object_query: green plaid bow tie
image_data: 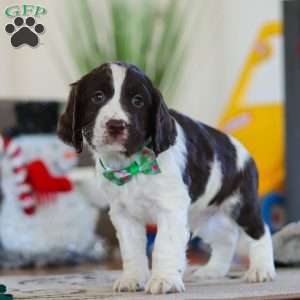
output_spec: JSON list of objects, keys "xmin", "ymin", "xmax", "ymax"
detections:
[{"xmin": 99, "ymin": 144, "xmax": 161, "ymax": 186}]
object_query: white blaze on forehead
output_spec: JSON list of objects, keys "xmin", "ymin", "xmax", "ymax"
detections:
[
  {"xmin": 97, "ymin": 63, "xmax": 128, "ymax": 123},
  {"xmin": 111, "ymin": 63, "xmax": 127, "ymax": 104}
]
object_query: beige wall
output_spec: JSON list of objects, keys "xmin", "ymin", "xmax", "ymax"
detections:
[
  {"xmin": 0, "ymin": 0, "xmax": 282, "ymax": 125},
  {"xmin": 175, "ymin": 0, "xmax": 283, "ymax": 125}
]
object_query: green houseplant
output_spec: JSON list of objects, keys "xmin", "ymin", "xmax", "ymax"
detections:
[{"xmin": 63, "ymin": 0, "xmax": 190, "ymax": 102}]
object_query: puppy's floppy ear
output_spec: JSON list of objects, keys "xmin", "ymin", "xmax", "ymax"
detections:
[
  {"xmin": 151, "ymin": 88, "xmax": 177, "ymax": 155},
  {"xmin": 57, "ymin": 82, "xmax": 83, "ymax": 153}
]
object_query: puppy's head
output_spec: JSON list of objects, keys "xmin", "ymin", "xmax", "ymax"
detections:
[{"xmin": 57, "ymin": 62, "xmax": 176, "ymax": 157}]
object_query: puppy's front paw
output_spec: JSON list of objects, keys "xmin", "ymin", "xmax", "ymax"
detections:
[
  {"xmin": 145, "ymin": 275, "xmax": 185, "ymax": 294},
  {"xmin": 113, "ymin": 274, "xmax": 146, "ymax": 292},
  {"xmin": 244, "ymin": 265, "xmax": 276, "ymax": 283}
]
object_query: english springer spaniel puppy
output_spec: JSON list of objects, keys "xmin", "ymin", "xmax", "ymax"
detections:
[{"xmin": 57, "ymin": 61, "xmax": 275, "ymax": 294}]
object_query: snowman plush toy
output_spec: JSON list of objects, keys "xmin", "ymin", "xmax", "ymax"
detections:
[{"xmin": 0, "ymin": 103, "xmax": 104, "ymax": 268}]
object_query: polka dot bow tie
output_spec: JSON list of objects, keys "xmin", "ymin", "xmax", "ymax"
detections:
[{"xmin": 99, "ymin": 144, "xmax": 161, "ymax": 186}]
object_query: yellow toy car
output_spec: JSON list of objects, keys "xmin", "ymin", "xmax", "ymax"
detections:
[{"xmin": 219, "ymin": 21, "xmax": 284, "ymax": 197}]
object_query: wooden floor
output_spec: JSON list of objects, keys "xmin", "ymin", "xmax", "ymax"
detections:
[{"xmin": 1, "ymin": 265, "xmax": 300, "ymax": 300}]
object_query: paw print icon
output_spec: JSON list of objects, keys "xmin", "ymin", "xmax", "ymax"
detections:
[{"xmin": 5, "ymin": 16, "xmax": 45, "ymax": 48}]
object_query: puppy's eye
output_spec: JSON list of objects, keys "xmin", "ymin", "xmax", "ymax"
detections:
[
  {"xmin": 91, "ymin": 91, "xmax": 105, "ymax": 104},
  {"xmin": 131, "ymin": 95, "xmax": 144, "ymax": 108}
]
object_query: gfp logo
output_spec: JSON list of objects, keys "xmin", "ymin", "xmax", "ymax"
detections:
[{"xmin": 4, "ymin": 5, "xmax": 46, "ymax": 48}]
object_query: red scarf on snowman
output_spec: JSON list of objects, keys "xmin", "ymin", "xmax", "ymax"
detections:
[{"xmin": 2, "ymin": 138, "xmax": 73, "ymax": 215}]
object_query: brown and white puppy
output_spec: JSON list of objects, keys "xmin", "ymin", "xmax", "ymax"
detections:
[{"xmin": 58, "ymin": 61, "xmax": 275, "ymax": 294}]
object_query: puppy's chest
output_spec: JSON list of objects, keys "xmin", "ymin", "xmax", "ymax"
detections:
[{"xmin": 100, "ymin": 174, "xmax": 161, "ymax": 222}]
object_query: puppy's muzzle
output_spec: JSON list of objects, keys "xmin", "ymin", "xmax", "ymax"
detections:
[{"xmin": 106, "ymin": 119, "xmax": 127, "ymax": 137}]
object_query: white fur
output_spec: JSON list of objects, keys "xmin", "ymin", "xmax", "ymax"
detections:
[
  {"xmin": 189, "ymin": 155, "xmax": 223, "ymax": 232},
  {"xmin": 221, "ymin": 192, "xmax": 241, "ymax": 216},
  {"xmin": 88, "ymin": 63, "xmax": 275, "ymax": 294},
  {"xmin": 190, "ymin": 196, "xmax": 241, "ymax": 279},
  {"xmin": 191, "ymin": 210, "xmax": 239, "ymax": 279},
  {"xmin": 245, "ymin": 225, "xmax": 276, "ymax": 282},
  {"xmin": 92, "ymin": 64, "xmax": 129, "ymax": 154},
  {"xmin": 229, "ymin": 136, "xmax": 250, "ymax": 170},
  {"xmin": 93, "ymin": 122, "xmax": 190, "ymax": 293},
  {"xmin": 92, "ymin": 120, "xmax": 276, "ymax": 292},
  {"xmin": 105, "ymin": 64, "xmax": 128, "ymax": 123},
  {"xmin": 110, "ymin": 208, "xmax": 149, "ymax": 292}
]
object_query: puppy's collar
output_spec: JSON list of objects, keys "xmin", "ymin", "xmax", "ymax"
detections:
[{"xmin": 99, "ymin": 141, "xmax": 161, "ymax": 186}]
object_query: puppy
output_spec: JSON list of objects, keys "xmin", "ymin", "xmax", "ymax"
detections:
[{"xmin": 57, "ymin": 61, "xmax": 275, "ymax": 294}]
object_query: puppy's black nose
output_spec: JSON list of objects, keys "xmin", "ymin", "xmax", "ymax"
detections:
[{"xmin": 106, "ymin": 119, "xmax": 127, "ymax": 135}]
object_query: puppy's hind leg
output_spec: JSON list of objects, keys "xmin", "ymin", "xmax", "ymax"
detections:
[
  {"xmin": 243, "ymin": 224, "xmax": 275, "ymax": 282},
  {"xmin": 235, "ymin": 159, "xmax": 275, "ymax": 282},
  {"xmin": 191, "ymin": 210, "xmax": 239, "ymax": 279}
]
